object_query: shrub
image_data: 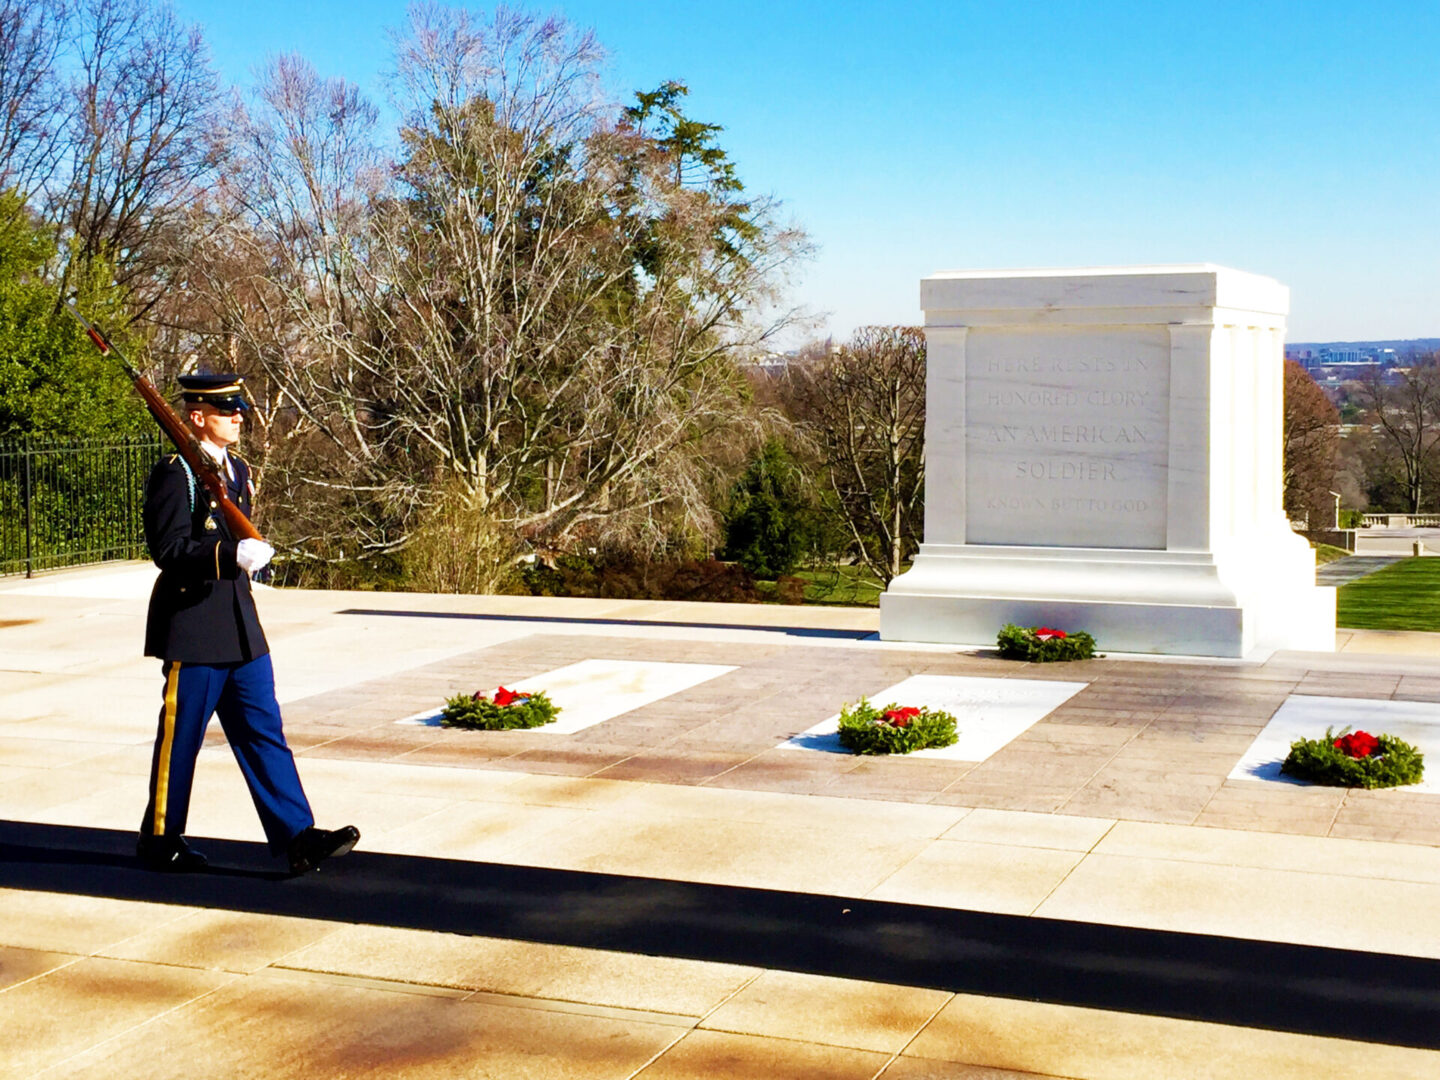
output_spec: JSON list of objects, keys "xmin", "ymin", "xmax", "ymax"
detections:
[
  {"xmin": 639, "ymin": 559, "xmax": 759, "ymax": 603},
  {"xmin": 836, "ymin": 698, "xmax": 957, "ymax": 755},
  {"xmin": 520, "ymin": 554, "xmax": 599, "ymax": 597},
  {"xmin": 997, "ymin": 624, "xmax": 1097, "ymax": 662},
  {"xmin": 520, "ymin": 555, "xmax": 762, "ymax": 603},
  {"xmin": 404, "ymin": 486, "xmax": 518, "ymax": 594},
  {"xmin": 440, "ymin": 687, "xmax": 558, "ymax": 731},
  {"xmin": 775, "ymin": 575, "xmax": 806, "ymax": 604},
  {"xmin": 721, "ymin": 440, "xmax": 816, "ymax": 578},
  {"xmin": 1281, "ymin": 726, "xmax": 1424, "ymax": 789}
]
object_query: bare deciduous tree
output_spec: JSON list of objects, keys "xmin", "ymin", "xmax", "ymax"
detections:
[
  {"xmin": 169, "ymin": 51, "xmax": 389, "ymax": 553},
  {"xmin": 1353, "ymin": 354, "xmax": 1440, "ymax": 513},
  {"xmin": 56, "ymin": 0, "xmax": 223, "ymax": 314},
  {"xmin": 0, "ymin": 0, "xmax": 70, "ymax": 206},
  {"xmin": 809, "ymin": 326, "xmax": 926, "ymax": 583},
  {"xmin": 1282, "ymin": 360, "xmax": 1339, "ymax": 526},
  {"xmin": 179, "ymin": 6, "xmax": 806, "ymax": 586}
]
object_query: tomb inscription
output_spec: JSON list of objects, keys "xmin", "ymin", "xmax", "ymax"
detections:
[{"xmin": 965, "ymin": 327, "xmax": 1170, "ymax": 548}]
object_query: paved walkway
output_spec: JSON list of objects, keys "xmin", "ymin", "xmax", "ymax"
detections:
[
  {"xmin": 1315, "ymin": 554, "xmax": 1403, "ymax": 585},
  {"xmin": 3, "ymin": 563, "xmax": 1440, "ymax": 1078}
]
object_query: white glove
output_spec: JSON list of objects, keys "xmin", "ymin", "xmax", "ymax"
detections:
[{"xmin": 236, "ymin": 539, "xmax": 275, "ymax": 573}]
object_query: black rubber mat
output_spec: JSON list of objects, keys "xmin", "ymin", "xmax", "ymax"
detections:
[
  {"xmin": 2, "ymin": 818, "xmax": 1437, "ymax": 1049},
  {"xmin": 337, "ymin": 607, "xmax": 873, "ymax": 640}
]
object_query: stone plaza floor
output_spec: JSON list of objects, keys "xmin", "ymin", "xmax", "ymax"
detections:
[{"xmin": 2, "ymin": 562, "xmax": 1440, "ymax": 1078}]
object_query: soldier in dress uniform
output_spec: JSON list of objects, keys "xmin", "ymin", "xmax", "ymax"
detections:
[{"xmin": 136, "ymin": 373, "xmax": 360, "ymax": 875}]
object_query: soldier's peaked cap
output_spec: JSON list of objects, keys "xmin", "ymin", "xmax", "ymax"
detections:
[{"xmin": 178, "ymin": 373, "xmax": 248, "ymax": 412}]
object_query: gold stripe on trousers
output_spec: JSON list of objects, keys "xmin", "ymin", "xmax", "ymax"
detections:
[{"xmin": 152, "ymin": 661, "xmax": 181, "ymax": 834}]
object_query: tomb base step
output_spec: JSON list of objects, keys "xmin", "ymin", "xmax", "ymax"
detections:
[{"xmin": 879, "ymin": 589, "xmax": 1335, "ymax": 659}]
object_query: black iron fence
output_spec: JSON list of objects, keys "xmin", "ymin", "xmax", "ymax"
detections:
[{"xmin": 0, "ymin": 435, "xmax": 167, "ymax": 577}]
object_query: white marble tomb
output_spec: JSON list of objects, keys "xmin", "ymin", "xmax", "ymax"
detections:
[{"xmin": 880, "ymin": 265, "xmax": 1336, "ymax": 657}]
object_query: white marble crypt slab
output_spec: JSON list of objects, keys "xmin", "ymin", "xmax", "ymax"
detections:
[
  {"xmin": 396, "ymin": 658, "xmax": 737, "ymax": 735},
  {"xmin": 778, "ymin": 674, "xmax": 1087, "ymax": 762},
  {"xmin": 1230, "ymin": 694, "xmax": 1440, "ymax": 794}
]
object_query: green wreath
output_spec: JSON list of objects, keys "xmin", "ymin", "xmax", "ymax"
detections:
[
  {"xmin": 440, "ymin": 688, "xmax": 559, "ymax": 731},
  {"xmin": 997, "ymin": 624, "xmax": 1097, "ymax": 662},
  {"xmin": 1280, "ymin": 727, "xmax": 1424, "ymax": 789},
  {"xmin": 836, "ymin": 698, "xmax": 958, "ymax": 755}
]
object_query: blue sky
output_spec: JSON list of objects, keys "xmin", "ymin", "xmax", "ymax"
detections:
[{"xmin": 174, "ymin": 0, "xmax": 1439, "ymax": 342}]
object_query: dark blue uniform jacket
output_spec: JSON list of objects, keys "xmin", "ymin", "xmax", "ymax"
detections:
[{"xmin": 143, "ymin": 452, "xmax": 269, "ymax": 663}]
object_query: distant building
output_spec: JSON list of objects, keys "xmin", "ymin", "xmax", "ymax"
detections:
[
  {"xmin": 1290, "ymin": 339, "xmax": 1437, "ymax": 374},
  {"xmin": 1308, "ymin": 361, "xmax": 1381, "ymax": 389},
  {"xmin": 739, "ymin": 350, "xmax": 791, "ymax": 377}
]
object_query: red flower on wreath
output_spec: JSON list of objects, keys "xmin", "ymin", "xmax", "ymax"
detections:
[
  {"xmin": 881, "ymin": 706, "xmax": 922, "ymax": 728},
  {"xmin": 1034, "ymin": 627, "xmax": 1067, "ymax": 641},
  {"xmin": 1334, "ymin": 730, "xmax": 1380, "ymax": 759},
  {"xmin": 493, "ymin": 686, "xmax": 529, "ymax": 707}
]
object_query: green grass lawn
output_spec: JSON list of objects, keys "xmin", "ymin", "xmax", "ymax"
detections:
[
  {"xmin": 751, "ymin": 564, "xmax": 890, "ymax": 606},
  {"xmin": 794, "ymin": 565, "xmax": 887, "ymax": 606},
  {"xmin": 1312, "ymin": 542, "xmax": 1351, "ymax": 565},
  {"xmin": 1336, "ymin": 558, "xmax": 1440, "ymax": 631}
]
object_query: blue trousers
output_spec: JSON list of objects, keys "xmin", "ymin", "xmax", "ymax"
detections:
[{"xmin": 140, "ymin": 654, "xmax": 314, "ymax": 853}]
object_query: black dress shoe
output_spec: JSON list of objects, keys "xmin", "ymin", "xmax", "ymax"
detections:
[
  {"xmin": 287, "ymin": 825, "xmax": 360, "ymax": 875},
  {"xmin": 136, "ymin": 834, "xmax": 209, "ymax": 872}
]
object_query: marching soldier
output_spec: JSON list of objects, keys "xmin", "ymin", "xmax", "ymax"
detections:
[{"xmin": 137, "ymin": 373, "xmax": 359, "ymax": 875}]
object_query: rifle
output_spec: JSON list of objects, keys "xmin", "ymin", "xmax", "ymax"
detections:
[{"xmin": 65, "ymin": 303, "xmax": 265, "ymax": 543}]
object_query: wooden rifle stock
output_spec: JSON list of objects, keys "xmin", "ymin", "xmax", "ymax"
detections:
[{"xmin": 65, "ymin": 304, "xmax": 264, "ymax": 543}]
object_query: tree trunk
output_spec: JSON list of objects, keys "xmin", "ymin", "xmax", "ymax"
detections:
[{"xmin": 891, "ymin": 495, "xmax": 901, "ymax": 579}]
